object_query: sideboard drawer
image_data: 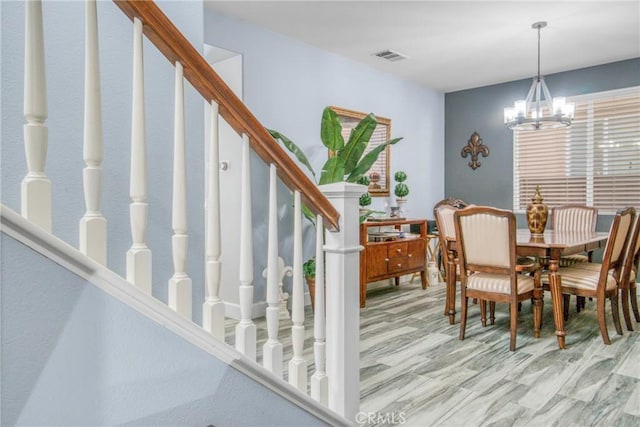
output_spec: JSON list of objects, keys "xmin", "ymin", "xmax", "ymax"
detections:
[
  {"xmin": 388, "ymin": 242, "xmax": 409, "ymax": 258},
  {"xmin": 388, "ymin": 256, "xmax": 410, "ymax": 273}
]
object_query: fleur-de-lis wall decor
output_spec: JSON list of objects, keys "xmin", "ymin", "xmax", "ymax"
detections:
[{"xmin": 461, "ymin": 131, "xmax": 489, "ymax": 170}]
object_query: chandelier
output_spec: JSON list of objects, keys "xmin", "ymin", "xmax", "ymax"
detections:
[{"xmin": 504, "ymin": 21, "xmax": 574, "ymax": 131}]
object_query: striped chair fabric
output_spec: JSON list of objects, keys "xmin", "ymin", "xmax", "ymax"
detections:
[
  {"xmin": 552, "ymin": 205, "xmax": 598, "ymax": 267},
  {"xmin": 467, "ymin": 273, "xmax": 535, "ymax": 294},
  {"xmin": 542, "ymin": 267, "xmax": 617, "ymax": 291}
]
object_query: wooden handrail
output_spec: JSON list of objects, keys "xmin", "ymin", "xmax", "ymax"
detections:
[{"xmin": 113, "ymin": 0, "xmax": 340, "ymax": 231}]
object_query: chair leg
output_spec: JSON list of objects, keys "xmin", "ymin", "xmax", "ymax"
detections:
[
  {"xmin": 563, "ymin": 294, "xmax": 570, "ymax": 321},
  {"xmin": 597, "ymin": 296, "xmax": 611, "ymax": 345},
  {"xmin": 509, "ymin": 302, "xmax": 518, "ymax": 351},
  {"xmin": 621, "ymin": 284, "xmax": 633, "ymax": 331},
  {"xmin": 577, "ymin": 296, "xmax": 585, "ymax": 313},
  {"xmin": 611, "ymin": 292, "xmax": 623, "ymax": 336},
  {"xmin": 489, "ymin": 302, "xmax": 496, "ymax": 325},
  {"xmin": 480, "ymin": 300, "xmax": 487, "ymax": 327},
  {"xmin": 630, "ymin": 281, "xmax": 640, "ymax": 322},
  {"xmin": 459, "ymin": 296, "xmax": 469, "ymax": 341}
]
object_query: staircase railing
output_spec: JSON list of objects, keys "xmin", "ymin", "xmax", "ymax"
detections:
[
  {"xmin": 114, "ymin": 0, "xmax": 339, "ymax": 231},
  {"xmin": 12, "ymin": 0, "xmax": 361, "ymax": 422}
]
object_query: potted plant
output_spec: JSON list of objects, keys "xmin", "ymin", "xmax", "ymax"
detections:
[
  {"xmin": 303, "ymin": 257, "xmax": 317, "ymax": 310},
  {"xmin": 269, "ymin": 106, "xmax": 402, "ymax": 307},
  {"xmin": 394, "ymin": 170, "xmax": 409, "ymax": 216},
  {"xmin": 358, "ymin": 175, "xmax": 372, "ymax": 211}
]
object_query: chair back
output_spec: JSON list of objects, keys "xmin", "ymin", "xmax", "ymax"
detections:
[
  {"xmin": 435, "ymin": 204, "xmax": 457, "ymax": 240},
  {"xmin": 599, "ymin": 207, "xmax": 636, "ymax": 282},
  {"xmin": 434, "ymin": 199, "xmax": 467, "ymax": 267},
  {"xmin": 454, "ymin": 206, "xmax": 516, "ymax": 276},
  {"xmin": 551, "ymin": 205, "xmax": 598, "ymax": 232},
  {"xmin": 620, "ymin": 216, "xmax": 640, "ymax": 284}
]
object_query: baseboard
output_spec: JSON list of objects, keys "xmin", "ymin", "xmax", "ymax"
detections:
[{"xmin": 224, "ymin": 300, "xmax": 267, "ymax": 320}]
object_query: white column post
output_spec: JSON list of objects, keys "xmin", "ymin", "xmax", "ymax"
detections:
[
  {"xmin": 126, "ymin": 17, "xmax": 152, "ymax": 294},
  {"xmin": 289, "ymin": 190, "xmax": 307, "ymax": 392},
  {"xmin": 79, "ymin": 0, "xmax": 107, "ymax": 264},
  {"xmin": 22, "ymin": 0, "xmax": 52, "ymax": 232},
  {"xmin": 320, "ymin": 182, "xmax": 364, "ymax": 422},
  {"xmin": 168, "ymin": 62, "xmax": 192, "ymax": 319},
  {"xmin": 203, "ymin": 101, "xmax": 225, "ymax": 339},
  {"xmin": 263, "ymin": 164, "xmax": 283, "ymax": 377},
  {"xmin": 235, "ymin": 133, "xmax": 256, "ymax": 360},
  {"xmin": 311, "ymin": 215, "xmax": 328, "ymax": 405}
]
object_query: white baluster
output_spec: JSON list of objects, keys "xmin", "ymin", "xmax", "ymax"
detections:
[
  {"xmin": 311, "ymin": 215, "xmax": 328, "ymax": 404},
  {"xmin": 263, "ymin": 164, "xmax": 283, "ymax": 377},
  {"xmin": 289, "ymin": 190, "xmax": 307, "ymax": 392},
  {"xmin": 235, "ymin": 134, "xmax": 256, "ymax": 360},
  {"xmin": 22, "ymin": 0, "xmax": 51, "ymax": 232},
  {"xmin": 203, "ymin": 101, "xmax": 225, "ymax": 339},
  {"xmin": 168, "ymin": 62, "xmax": 191, "ymax": 319},
  {"xmin": 79, "ymin": 0, "xmax": 106, "ymax": 264},
  {"xmin": 126, "ymin": 17, "xmax": 152, "ymax": 294}
]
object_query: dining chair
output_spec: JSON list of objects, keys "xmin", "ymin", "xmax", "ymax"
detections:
[
  {"xmin": 454, "ymin": 206, "xmax": 542, "ymax": 351},
  {"xmin": 551, "ymin": 205, "xmax": 598, "ymax": 312},
  {"xmin": 434, "ymin": 201, "xmax": 465, "ymax": 319},
  {"xmin": 619, "ymin": 215, "xmax": 640, "ymax": 330},
  {"xmin": 547, "ymin": 207, "xmax": 635, "ymax": 345}
]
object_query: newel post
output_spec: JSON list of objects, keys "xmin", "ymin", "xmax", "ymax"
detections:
[{"xmin": 319, "ymin": 182, "xmax": 364, "ymax": 422}]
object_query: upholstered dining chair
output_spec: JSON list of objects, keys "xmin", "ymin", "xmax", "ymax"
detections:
[
  {"xmin": 619, "ymin": 216, "xmax": 640, "ymax": 330},
  {"xmin": 454, "ymin": 206, "xmax": 542, "ymax": 351},
  {"xmin": 550, "ymin": 205, "xmax": 598, "ymax": 312},
  {"xmin": 434, "ymin": 199, "xmax": 467, "ymax": 319},
  {"xmin": 546, "ymin": 207, "xmax": 635, "ymax": 345}
]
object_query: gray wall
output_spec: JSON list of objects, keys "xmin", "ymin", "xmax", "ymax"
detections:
[
  {"xmin": 204, "ymin": 11, "xmax": 444, "ymax": 294},
  {"xmin": 1, "ymin": 234, "xmax": 326, "ymax": 426},
  {"xmin": 444, "ymin": 58, "xmax": 640, "ymax": 231},
  {"xmin": 1, "ymin": 1, "xmax": 206, "ymax": 321}
]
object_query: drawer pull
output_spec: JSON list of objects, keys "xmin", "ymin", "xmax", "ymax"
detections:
[
  {"xmin": 396, "ymin": 249, "xmax": 402, "ymax": 253},
  {"xmin": 397, "ymin": 264, "xmax": 402, "ymax": 268},
  {"xmin": 385, "ymin": 258, "xmax": 389, "ymax": 262},
  {"xmin": 408, "ymin": 254, "xmax": 413, "ymax": 258}
]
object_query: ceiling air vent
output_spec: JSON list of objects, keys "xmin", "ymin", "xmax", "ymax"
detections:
[{"xmin": 373, "ymin": 49, "xmax": 408, "ymax": 62}]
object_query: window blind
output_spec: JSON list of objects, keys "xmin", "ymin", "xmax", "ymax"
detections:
[
  {"xmin": 339, "ymin": 118, "xmax": 389, "ymax": 189},
  {"xmin": 514, "ymin": 87, "xmax": 640, "ymax": 213}
]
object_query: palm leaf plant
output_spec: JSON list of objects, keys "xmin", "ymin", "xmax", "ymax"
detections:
[{"xmin": 268, "ymin": 106, "xmax": 402, "ymax": 281}]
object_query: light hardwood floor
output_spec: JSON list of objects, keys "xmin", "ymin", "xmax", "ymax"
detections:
[{"xmin": 227, "ymin": 278, "xmax": 640, "ymax": 426}]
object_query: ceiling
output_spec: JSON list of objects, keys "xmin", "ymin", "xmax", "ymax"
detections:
[{"xmin": 204, "ymin": 1, "xmax": 640, "ymax": 93}]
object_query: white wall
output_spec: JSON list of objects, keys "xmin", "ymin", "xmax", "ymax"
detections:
[
  {"xmin": 1, "ymin": 1, "xmax": 206, "ymax": 322},
  {"xmin": 204, "ymin": 10, "xmax": 445, "ymax": 297},
  {"xmin": 0, "ymin": 234, "xmax": 326, "ymax": 426}
]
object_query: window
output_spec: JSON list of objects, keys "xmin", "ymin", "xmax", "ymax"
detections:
[{"xmin": 514, "ymin": 87, "xmax": 640, "ymax": 213}]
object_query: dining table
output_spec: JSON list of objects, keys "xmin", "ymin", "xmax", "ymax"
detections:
[{"xmin": 444, "ymin": 228, "xmax": 609, "ymax": 349}]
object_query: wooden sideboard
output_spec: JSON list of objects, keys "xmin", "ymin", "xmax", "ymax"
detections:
[{"xmin": 359, "ymin": 218, "xmax": 428, "ymax": 307}]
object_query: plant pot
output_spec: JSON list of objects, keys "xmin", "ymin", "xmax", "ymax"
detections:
[
  {"xmin": 305, "ymin": 276, "xmax": 316, "ymax": 311},
  {"xmin": 396, "ymin": 198, "xmax": 408, "ymax": 217}
]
